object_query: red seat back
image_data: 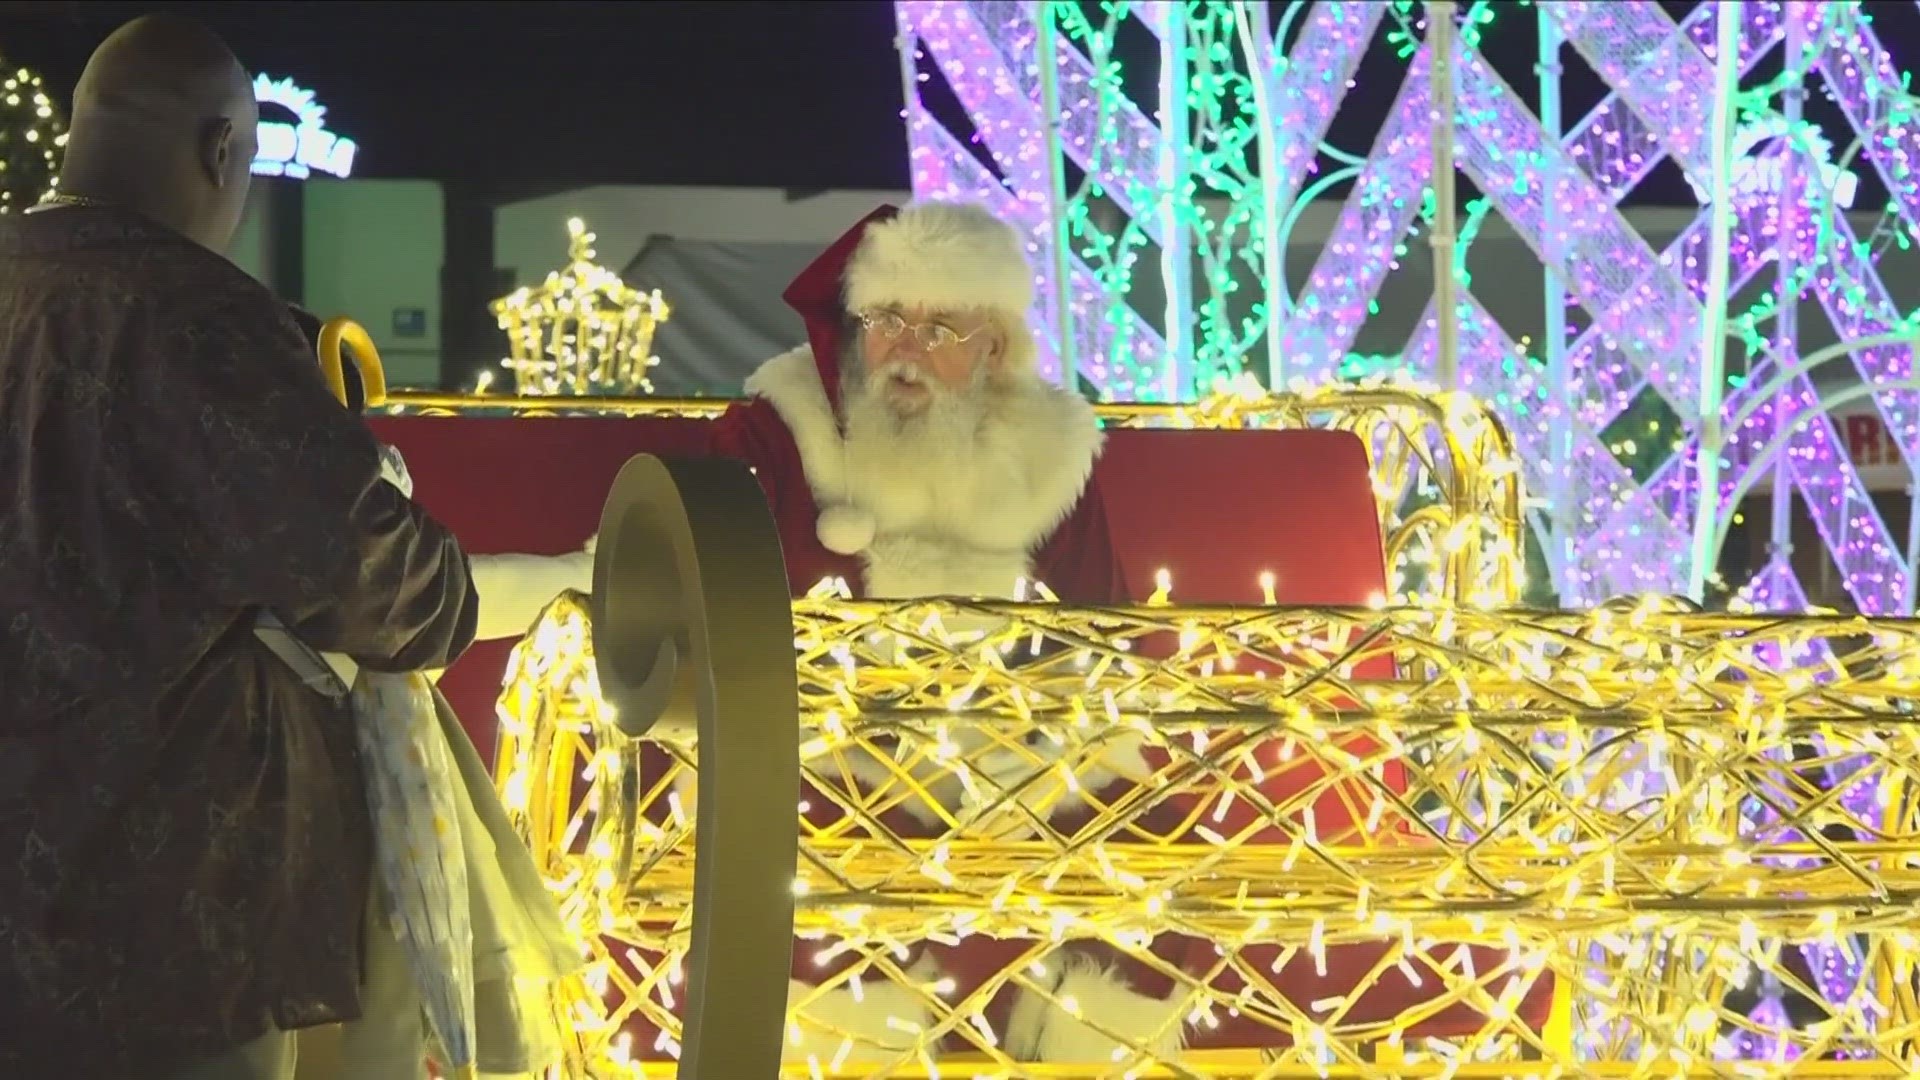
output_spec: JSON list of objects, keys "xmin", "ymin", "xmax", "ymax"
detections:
[
  {"xmin": 1097, "ymin": 426, "xmax": 1403, "ymax": 844},
  {"xmin": 1097, "ymin": 427, "xmax": 1388, "ymax": 607},
  {"xmin": 369, "ymin": 418, "xmax": 1398, "ymax": 770}
]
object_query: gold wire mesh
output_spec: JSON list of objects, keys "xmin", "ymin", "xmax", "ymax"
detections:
[
  {"xmin": 495, "ymin": 591, "xmax": 1920, "ymax": 1077},
  {"xmin": 390, "ymin": 382, "xmax": 1524, "ymax": 608}
]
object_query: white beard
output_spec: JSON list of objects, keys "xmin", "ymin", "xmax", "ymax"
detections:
[
  {"xmin": 836, "ymin": 361, "xmax": 1051, "ymax": 601},
  {"xmin": 741, "ymin": 344, "xmax": 1103, "ymax": 601},
  {"xmin": 839, "ymin": 364, "xmax": 1013, "ymax": 528}
]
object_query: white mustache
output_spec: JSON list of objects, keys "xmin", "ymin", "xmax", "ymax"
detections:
[{"xmin": 874, "ymin": 364, "xmax": 931, "ymax": 388}]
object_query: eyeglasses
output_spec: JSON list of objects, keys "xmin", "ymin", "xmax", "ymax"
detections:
[{"xmin": 856, "ymin": 309, "xmax": 986, "ymax": 351}]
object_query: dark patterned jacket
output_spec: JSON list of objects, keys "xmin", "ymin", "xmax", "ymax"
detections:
[{"xmin": 0, "ymin": 208, "xmax": 478, "ymax": 1061}]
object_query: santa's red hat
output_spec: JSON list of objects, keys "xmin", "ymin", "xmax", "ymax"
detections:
[{"xmin": 842, "ymin": 202, "xmax": 1034, "ymax": 319}]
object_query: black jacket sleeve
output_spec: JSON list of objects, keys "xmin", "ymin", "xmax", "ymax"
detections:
[{"xmin": 127, "ymin": 295, "xmax": 477, "ymax": 673}]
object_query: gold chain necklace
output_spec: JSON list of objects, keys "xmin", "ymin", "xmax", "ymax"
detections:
[{"xmin": 26, "ymin": 192, "xmax": 113, "ymax": 214}]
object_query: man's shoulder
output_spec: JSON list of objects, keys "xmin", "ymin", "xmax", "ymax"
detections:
[{"xmin": 0, "ymin": 210, "xmax": 287, "ymax": 336}]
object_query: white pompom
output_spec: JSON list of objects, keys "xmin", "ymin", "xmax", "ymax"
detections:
[{"xmin": 816, "ymin": 504, "xmax": 876, "ymax": 555}]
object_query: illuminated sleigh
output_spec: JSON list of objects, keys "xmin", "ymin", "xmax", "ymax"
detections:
[
  {"xmin": 461, "ymin": 385, "xmax": 1567, "ymax": 1077},
  {"xmin": 355, "ymin": 356, "xmax": 1920, "ymax": 1075}
]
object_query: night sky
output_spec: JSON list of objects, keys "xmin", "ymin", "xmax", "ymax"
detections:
[
  {"xmin": 0, "ymin": 1, "xmax": 914, "ymax": 189},
  {"xmin": 1, "ymin": 1, "xmax": 1918, "ymax": 207}
]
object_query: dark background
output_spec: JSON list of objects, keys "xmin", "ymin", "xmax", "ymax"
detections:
[
  {"xmin": 0, "ymin": 1, "xmax": 913, "ymax": 190},
  {"xmin": 5, "ymin": 1, "xmax": 1912, "ymax": 205}
]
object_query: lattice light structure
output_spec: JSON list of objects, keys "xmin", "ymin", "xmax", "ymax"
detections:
[
  {"xmin": 497, "ymin": 590, "xmax": 1920, "ymax": 1076},
  {"xmin": 491, "ymin": 217, "xmax": 671, "ymax": 397},
  {"xmin": 387, "ymin": 382, "xmax": 1525, "ymax": 608},
  {"xmin": 897, "ymin": 1, "xmax": 1920, "ymax": 612}
]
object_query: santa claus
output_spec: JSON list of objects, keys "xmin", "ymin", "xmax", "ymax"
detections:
[
  {"xmin": 668, "ymin": 201, "xmax": 1196, "ymax": 1065},
  {"xmin": 708, "ymin": 200, "xmax": 1122, "ymax": 604}
]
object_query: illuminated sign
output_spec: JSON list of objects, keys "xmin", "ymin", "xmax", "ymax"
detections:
[
  {"xmin": 1687, "ymin": 114, "xmax": 1859, "ymax": 210},
  {"xmin": 252, "ymin": 74, "xmax": 357, "ymax": 180}
]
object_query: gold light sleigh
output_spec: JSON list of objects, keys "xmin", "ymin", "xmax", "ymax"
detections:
[{"xmin": 433, "ymin": 377, "xmax": 1920, "ymax": 1077}]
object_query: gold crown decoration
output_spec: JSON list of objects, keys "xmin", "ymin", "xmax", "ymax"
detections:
[
  {"xmin": 490, "ymin": 217, "xmax": 670, "ymax": 396},
  {"xmin": 1, "ymin": 62, "xmax": 68, "ymax": 213}
]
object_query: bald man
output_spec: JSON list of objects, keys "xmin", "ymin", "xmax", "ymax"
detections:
[{"xmin": 0, "ymin": 16, "xmax": 476, "ymax": 1080}]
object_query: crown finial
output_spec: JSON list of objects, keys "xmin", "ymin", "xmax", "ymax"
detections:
[{"xmin": 489, "ymin": 217, "xmax": 671, "ymax": 397}]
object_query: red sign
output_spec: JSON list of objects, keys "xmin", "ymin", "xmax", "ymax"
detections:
[{"xmin": 1747, "ymin": 403, "xmax": 1913, "ymax": 494}]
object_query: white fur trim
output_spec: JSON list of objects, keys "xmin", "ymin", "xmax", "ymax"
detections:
[
  {"xmin": 783, "ymin": 961, "xmax": 940, "ymax": 1068},
  {"xmin": 845, "ymin": 202, "xmax": 1033, "ymax": 317},
  {"xmin": 1006, "ymin": 955, "xmax": 1187, "ymax": 1063},
  {"xmin": 742, "ymin": 346, "xmax": 1101, "ymax": 601},
  {"xmin": 817, "ymin": 504, "xmax": 877, "ymax": 555},
  {"xmin": 861, "ymin": 535, "xmax": 1031, "ymax": 601},
  {"xmin": 467, "ymin": 551, "xmax": 595, "ymax": 641}
]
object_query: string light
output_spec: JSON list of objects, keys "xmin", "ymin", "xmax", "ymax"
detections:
[
  {"xmin": 495, "ymin": 586, "xmax": 1920, "ymax": 1075},
  {"xmin": 0, "ymin": 62, "xmax": 66, "ymax": 213},
  {"xmin": 490, "ymin": 217, "xmax": 671, "ymax": 397},
  {"xmin": 904, "ymin": 1, "xmax": 1920, "ymax": 615}
]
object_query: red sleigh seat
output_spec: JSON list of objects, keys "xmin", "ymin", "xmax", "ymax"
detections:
[{"xmin": 1095, "ymin": 427, "xmax": 1557, "ymax": 1048}]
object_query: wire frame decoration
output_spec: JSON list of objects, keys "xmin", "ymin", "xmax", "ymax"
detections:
[
  {"xmin": 497, "ymin": 587, "xmax": 1920, "ymax": 1077},
  {"xmin": 896, "ymin": 0, "xmax": 1920, "ymax": 614},
  {"xmin": 491, "ymin": 217, "xmax": 671, "ymax": 397}
]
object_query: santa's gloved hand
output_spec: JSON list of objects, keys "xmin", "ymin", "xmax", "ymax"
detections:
[{"xmin": 582, "ymin": 533, "xmax": 597, "ymax": 557}]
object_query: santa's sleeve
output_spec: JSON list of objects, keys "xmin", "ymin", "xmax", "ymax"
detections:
[
  {"xmin": 709, "ymin": 396, "xmax": 802, "ymax": 505},
  {"xmin": 468, "ymin": 549, "xmax": 595, "ymax": 640},
  {"xmin": 1031, "ymin": 472, "xmax": 1131, "ymax": 606}
]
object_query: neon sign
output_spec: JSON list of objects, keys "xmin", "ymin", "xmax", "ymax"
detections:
[{"xmin": 252, "ymin": 74, "xmax": 357, "ymax": 180}]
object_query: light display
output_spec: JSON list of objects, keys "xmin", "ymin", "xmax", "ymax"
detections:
[
  {"xmin": 0, "ymin": 62, "xmax": 66, "ymax": 213},
  {"xmin": 490, "ymin": 218, "xmax": 671, "ymax": 397},
  {"xmin": 498, "ymin": 587, "xmax": 1920, "ymax": 1075},
  {"xmin": 252, "ymin": 74, "xmax": 357, "ymax": 180},
  {"xmin": 897, "ymin": 0, "xmax": 1920, "ymax": 614}
]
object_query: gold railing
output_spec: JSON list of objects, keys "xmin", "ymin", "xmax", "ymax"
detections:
[
  {"xmin": 386, "ymin": 383, "xmax": 1525, "ymax": 608},
  {"xmin": 497, "ymin": 583, "xmax": 1920, "ymax": 1077}
]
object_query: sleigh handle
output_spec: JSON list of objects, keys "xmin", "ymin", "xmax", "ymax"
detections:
[
  {"xmin": 593, "ymin": 453, "xmax": 799, "ymax": 1079},
  {"xmin": 316, "ymin": 316, "xmax": 389, "ymax": 408}
]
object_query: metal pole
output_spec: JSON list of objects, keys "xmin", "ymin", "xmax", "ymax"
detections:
[
  {"xmin": 1771, "ymin": 11, "xmax": 1800, "ymax": 602},
  {"xmin": 1159, "ymin": 7, "xmax": 1194, "ymax": 401},
  {"xmin": 1235, "ymin": 4, "xmax": 1289, "ymax": 391},
  {"xmin": 1427, "ymin": 0, "xmax": 1461, "ymax": 391},
  {"xmin": 1036, "ymin": 1, "xmax": 1081, "ymax": 389},
  {"xmin": 1538, "ymin": 7, "xmax": 1571, "ymax": 602},
  {"xmin": 892, "ymin": 6, "xmax": 926, "ymax": 188},
  {"xmin": 1685, "ymin": 1, "xmax": 1743, "ymax": 603}
]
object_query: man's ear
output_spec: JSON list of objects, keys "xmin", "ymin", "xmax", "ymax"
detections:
[
  {"xmin": 981, "ymin": 327, "xmax": 1010, "ymax": 374},
  {"xmin": 200, "ymin": 117, "xmax": 234, "ymax": 187}
]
